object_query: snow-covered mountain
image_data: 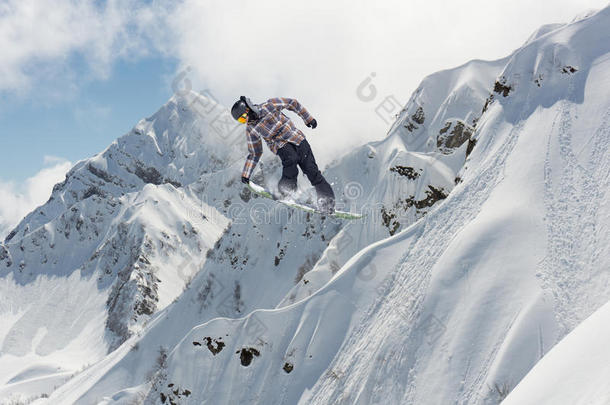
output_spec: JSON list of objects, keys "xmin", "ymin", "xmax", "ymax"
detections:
[
  {"xmin": 0, "ymin": 93, "xmax": 237, "ymax": 401},
  {"xmin": 1, "ymin": 6, "xmax": 610, "ymax": 405}
]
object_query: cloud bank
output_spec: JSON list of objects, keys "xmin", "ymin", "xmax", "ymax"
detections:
[
  {"xmin": 0, "ymin": 0, "xmax": 172, "ymax": 99},
  {"xmin": 0, "ymin": 157, "xmax": 72, "ymax": 240},
  {"xmin": 1, "ymin": 0, "xmax": 608, "ymax": 166},
  {"xmin": 163, "ymin": 0, "xmax": 607, "ymax": 166}
]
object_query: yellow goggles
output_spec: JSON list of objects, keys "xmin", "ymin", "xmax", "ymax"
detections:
[{"xmin": 237, "ymin": 112, "xmax": 247, "ymax": 124}]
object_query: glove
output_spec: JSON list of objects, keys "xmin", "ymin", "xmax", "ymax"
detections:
[
  {"xmin": 306, "ymin": 119, "xmax": 317, "ymax": 129},
  {"xmin": 241, "ymin": 176, "xmax": 250, "ymax": 184}
]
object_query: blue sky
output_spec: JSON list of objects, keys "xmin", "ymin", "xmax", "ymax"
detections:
[{"xmin": 1, "ymin": 56, "xmax": 177, "ymax": 182}]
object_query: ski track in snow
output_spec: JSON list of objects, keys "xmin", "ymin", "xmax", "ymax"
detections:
[
  {"xmin": 539, "ymin": 79, "xmax": 610, "ymax": 336},
  {"xmin": 309, "ymin": 77, "xmax": 536, "ymax": 405}
]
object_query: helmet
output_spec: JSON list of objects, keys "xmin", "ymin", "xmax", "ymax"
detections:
[
  {"xmin": 231, "ymin": 97, "xmax": 248, "ymax": 122},
  {"xmin": 231, "ymin": 96, "xmax": 260, "ymax": 123}
]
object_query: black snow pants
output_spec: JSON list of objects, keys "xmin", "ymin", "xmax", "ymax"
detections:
[{"xmin": 276, "ymin": 139, "xmax": 335, "ymax": 212}]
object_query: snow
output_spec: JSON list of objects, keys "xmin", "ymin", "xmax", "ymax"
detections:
[
  {"xmin": 502, "ymin": 300, "xmax": 610, "ymax": 405},
  {"xmin": 1, "ymin": 5, "xmax": 609, "ymax": 405},
  {"xmin": 0, "ymin": 271, "xmax": 107, "ymax": 402}
]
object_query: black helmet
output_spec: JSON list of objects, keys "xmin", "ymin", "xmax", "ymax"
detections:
[
  {"xmin": 231, "ymin": 96, "xmax": 260, "ymax": 122},
  {"xmin": 231, "ymin": 97, "xmax": 248, "ymax": 121}
]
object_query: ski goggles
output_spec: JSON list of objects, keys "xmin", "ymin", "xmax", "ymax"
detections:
[{"xmin": 237, "ymin": 112, "xmax": 247, "ymax": 124}]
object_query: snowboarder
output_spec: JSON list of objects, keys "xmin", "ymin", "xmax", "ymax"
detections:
[{"xmin": 231, "ymin": 96, "xmax": 335, "ymax": 213}]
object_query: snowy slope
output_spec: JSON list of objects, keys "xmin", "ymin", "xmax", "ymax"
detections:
[
  {"xmin": 121, "ymin": 8, "xmax": 609, "ymax": 404},
  {"xmin": 502, "ymin": 299, "xmax": 610, "ymax": 405},
  {"xmin": 280, "ymin": 56, "xmax": 507, "ymax": 307},
  {"xmin": 0, "ymin": 93, "xmax": 239, "ymax": 403},
  {"xmin": 299, "ymin": 9, "xmax": 610, "ymax": 403},
  {"xmin": 2, "ymin": 6, "xmax": 610, "ymax": 405},
  {"xmin": 2, "ymin": 94, "xmax": 369, "ymax": 402},
  {"xmin": 30, "ymin": 24, "xmax": 514, "ymax": 405}
]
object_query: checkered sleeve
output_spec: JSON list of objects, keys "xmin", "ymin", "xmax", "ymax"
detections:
[
  {"xmin": 242, "ymin": 126, "xmax": 263, "ymax": 179},
  {"xmin": 268, "ymin": 97, "xmax": 314, "ymax": 125}
]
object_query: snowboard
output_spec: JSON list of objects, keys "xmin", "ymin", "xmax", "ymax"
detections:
[{"xmin": 247, "ymin": 182, "xmax": 363, "ymax": 220}]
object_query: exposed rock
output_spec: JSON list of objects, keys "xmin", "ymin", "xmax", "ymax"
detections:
[
  {"xmin": 159, "ymin": 383, "xmax": 191, "ymax": 404},
  {"xmin": 134, "ymin": 164, "xmax": 164, "ymax": 185},
  {"xmin": 237, "ymin": 347, "xmax": 261, "ymax": 366},
  {"xmin": 381, "ymin": 185, "xmax": 449, "ymax": 236},
  {"xmin": 493, "ymin": 77, "xmax": 512, "ymax": 97},
  {"xmin": 203, "ymin": 337, "xmax": 225, "ymax": 355},
  {"xmin": 437, "ymin": 120, "xmax": 474, "ymax": 154},
  {"xmin": 466, "ymin": 138, "xmax": 478, "ymax": 157},
  {"xmin": 561, "ymin": 65, "xmax": 578, "ymax": 74},
  {"xmin": 411, "ymin": 106, "xmax": 425, "ymax": 125},
  {"xmin": 415, "ymin": 186, "xmax": 448, "ymax": 208},
  {"xmin": 4, "ymin": 230, "xmax": 17, "ymax": 243},
  {"xmin": 83, "ymin": 186, "xmax": 106, "ymax": 200},
  {"xmin": 87, "ymin": 164, "xmax": 114, "ymax": 183},
  {"xmin": 404, "ymin": 122, "xmax": 417, "ymax": 132},
  {"xmin": 390, "ymin": 166, "xmax": 421, "ymax": 180},
  {"xmin": 164, "ymin": 178, "xmax": 182, "ymax": 188},
  {"xmin": 381, "ymin": 207, "xmax": 400, "ymax": 236}
]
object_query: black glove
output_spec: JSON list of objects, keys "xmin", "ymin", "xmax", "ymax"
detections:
[
  {"xmin": 306, "ymin": 119, "xmax": 317, "ymax": 129},
  {"xmin": 241, "ymin": 176, "xmax": 250, "ymax": 184}
]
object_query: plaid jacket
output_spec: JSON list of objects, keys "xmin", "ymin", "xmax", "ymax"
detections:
[{"xmin": 241, "ymin": 97, "xmax": 315, "ymax": 179}]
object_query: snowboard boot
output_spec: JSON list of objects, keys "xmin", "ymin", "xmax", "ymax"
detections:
[
  {"xmin": 278, "ymin": 178, "xmax": 297, "ymax": 199},
  {"xmin": 314, "ymin": 179, "xmax": 335, "ymax": 214},
  {"xmin": 317, "ymin": 197, "xmax": 335, "ymax": 214}
]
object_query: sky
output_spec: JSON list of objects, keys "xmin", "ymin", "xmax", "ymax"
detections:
[{"xmin": 0, "ymin": 0, "xmax": 608, "ymax": 237}]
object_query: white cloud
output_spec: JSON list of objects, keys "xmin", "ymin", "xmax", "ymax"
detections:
[
  {"xmin": 163, "ymin": 0, "xmax": 610, "ymax": 167},
  {"xmin": 1, "ymin": 0, "xmax": 608, "ymax": 167},
  {"xmin": 0, "ymin": 157, "xmax": 72, "ymax": 240},
  {"xmin": 43, "ymin": 155, "xmax": 70, "ymax": 166},
  {"xmin": 0, "ymin": 0, "xmax": 173, "ymax": 99}
]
